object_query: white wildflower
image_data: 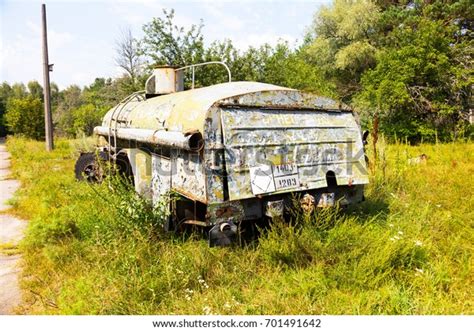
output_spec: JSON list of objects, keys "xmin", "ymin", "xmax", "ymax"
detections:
[
  {"xmin": 398, "ymin": 231, "xmax": 404, "ymax": 236},
  {"xmin": 415, "ymin": 268, "xmax": 424, "ymax": 274},
  {"xmin": 389, "ymin": 223, "xmax": 394, "ymax": 228},
  {"xmin": 414, "ymin": 240, "xmax": 423, "ymax": 247},
  {"xmin": 232, "ymin": 296, "xmax": 241, "ymax": 305},
  {"xmin": 203, "ymin": 306, "xmax": 212, "ymax": 315},
  {"xmin": 224, "ymin": 302, "xmax": 231, "ymax": 309},
  {"xmin": 197, "ymin": 275, "xmax": 209, "ymax": 289},
  {"xmin": 184, "ymin": 288, "xmax": 194, "ymax": 301}
]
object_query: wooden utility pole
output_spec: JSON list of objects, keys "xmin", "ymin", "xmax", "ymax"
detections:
[{"xmin": 42, "ymin": 3, "xmax": 54, "ymax": 151}]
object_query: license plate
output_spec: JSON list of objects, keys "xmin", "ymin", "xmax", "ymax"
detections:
[
  {"xmin": 274, "ymin": 173, "xmax": 300, "ymax": 190},
  {"xmin": 273, "ymin": 163, "xmax": 297, "ymax": 177},
  {"xmin": 250, "ymin": 163, "xmax": 300, "ymax": 195},
  {"xmin": 273, "ymin": 163, "xmax": 300, "ymax": 190}
]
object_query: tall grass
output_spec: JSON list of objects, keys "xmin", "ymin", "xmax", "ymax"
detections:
[{"xmin": 6, "ymin": 136, "xmax": 473, "ymax": 314}]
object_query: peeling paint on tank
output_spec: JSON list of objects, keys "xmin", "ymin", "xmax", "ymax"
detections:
[
  {"xmin": 219, "ymin": 107, "xmax": 368, "ymax": 201},
  {"xmin": 102, "ymin": 82, "xmax": 291, "ymax": 134},
  {"xmin": 171, "ymin": 150, "xmax": 207, "ymax": 203}
]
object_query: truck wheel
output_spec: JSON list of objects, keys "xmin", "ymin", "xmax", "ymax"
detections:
[
  {"xmin": 209, "ymin": 221, "xmax": 238, "ymax": 247},
  {"xmin": 74, "ymin": 152, "xmax": 108, "ymax": 182}
]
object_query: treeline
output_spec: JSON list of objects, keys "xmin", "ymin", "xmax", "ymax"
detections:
[
  {"xmin": 0, "ymin": 78, "xmax": 133, "ymax": 138},
  {"xmin": 0, "ymin": 0, "xmax": 472, "ymax": 142}
]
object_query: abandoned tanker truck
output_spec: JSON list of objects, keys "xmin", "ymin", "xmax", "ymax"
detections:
[{"xmin": 75, "ymin": 62, "xmax": 369, "ymax": 246}]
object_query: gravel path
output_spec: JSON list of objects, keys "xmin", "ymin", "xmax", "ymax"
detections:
[{"xmin": 0, "ymin": 139, "xmax": 27, "ymax": 314}]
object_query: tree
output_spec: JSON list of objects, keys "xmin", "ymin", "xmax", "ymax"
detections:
[
  {"xmin": 72, "ymin": 103, "xmax": 106, "ymax": 136},
  {"xmin": 54, "ymin": 85, "xmax": 83, "ymax": 137},
  {"xmin": 305, "ymin": 0, "xmax": 381, "ymax": 101},
  {"xmin": 10, "ymin": 83, "xmax": 28, "ymax": 99},
  {"xmin": 5, "ymin": 96, "xmax": 44, "ymax": 140},
  {"xmin": 0, "ymin": 82, "xmax": 12, "ymax": 136},
  {"xmin": 27, "ymin": 80, "xmax": 44, "ymax": 100},
  {"xmin": 199, "ymin": 39, "xmax": 241, "ymax": 86},
  {"xmin": 54, "ymin": 79, "xmax": 127, "ymax": 137},
  {"xmin": 50, "ymin": 82, "xmax": 60, "ymax": 110},
  {"xmin": 115, "ymin": 27, "xmax": 144, "ymax": 92},
  {"xmin": 142, "ymin": 9, "xmax": 205, "ymax": 67},
  {"xmin": 355, "ymin": 1, "xmax": 473, "ymax": 141},
  {"xmin": 139, "ymin": 9, "xmax": 331, "ymax": 94},
  {"xmin": 82, "ymin": 77, "xmax": 127, "ymax": 110}
]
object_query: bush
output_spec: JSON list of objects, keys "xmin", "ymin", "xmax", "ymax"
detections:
[
  {"xmin": 5, "ymin": 96, "xmax": 44, "ymax": 139},
  {"xmin": 71, "ymin": 103, "xmax": 107, "ymax": 136}
]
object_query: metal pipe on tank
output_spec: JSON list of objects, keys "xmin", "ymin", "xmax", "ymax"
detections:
[{"xmin": 94, "ymin": 127, "xmax": 202, "ymax": 151}]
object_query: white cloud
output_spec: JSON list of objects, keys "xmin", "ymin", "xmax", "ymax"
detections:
[
  {"xmin": 1, "ymin": 30, "xmax": 42, "ymax": 84},
  {"xmin": 26, "ymin": 20, "xmax": 74, "ymax": 49},
  {"xmin": 1, "ymin": 16, "xmax": 75, "ymax": 86}
]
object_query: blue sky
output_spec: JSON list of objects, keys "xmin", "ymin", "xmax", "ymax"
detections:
[{"xmin": 0, "ymin": 0, "xmax": 330, "ymax": 89}]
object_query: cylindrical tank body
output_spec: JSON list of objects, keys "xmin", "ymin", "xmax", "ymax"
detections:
[{"xmin": 95, "ymin": 81, "xmax": 369, "ymax": 229}]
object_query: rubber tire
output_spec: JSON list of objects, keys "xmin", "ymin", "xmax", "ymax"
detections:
[{"xmin": 74, "ymin": 152, "xmax": 108, "ymax": 182}]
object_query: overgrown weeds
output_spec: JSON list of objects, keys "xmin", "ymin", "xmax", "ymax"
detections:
[{"xmin": 5, "ymin": 136, "xmax": 473, "ymax": 314}]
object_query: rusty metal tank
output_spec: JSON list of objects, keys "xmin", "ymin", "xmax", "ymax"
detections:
[{"xmin": 78, "ymin": 63, "xmax": 369, "ymax": 246}]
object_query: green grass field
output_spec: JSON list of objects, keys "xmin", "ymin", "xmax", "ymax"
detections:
[{"xmin": 5, "ymin": 136, "xmax": 473, "ymax": 314}]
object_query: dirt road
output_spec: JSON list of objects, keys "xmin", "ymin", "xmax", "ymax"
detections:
[{"xmin": 0, "ymin": 139, "xmax": 26, "ymax": 314}]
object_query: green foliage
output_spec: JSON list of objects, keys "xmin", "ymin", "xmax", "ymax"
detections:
[
  {"xmin": 6, "ymin": 137, "xmax": 474, "ymax": 314},
  {"xmin": 10, "ymin": 83, "xmax": 28, "ymax": 99},
  {"xmin": 197, "ymin": 40, "xmax": 331, "ymax": 93},
  {"xmin": 264, "ymin": 44, "xmax": 335, "ymax": 95},
  {"xmin": 54, "ymin": 79, "xmax": 129, "ymax": 137},
  {"xmin": 70, "ymin": 103, "xmax": 106, "ymax": 136},
  {"xmin": 54, "ymin": 85, "xmax": 83, "ymax": 137},
  {"xmin": 140, "ymin": 11, "xmax": 332, "ymax": 94},
  {"xmin": 5, "ymin": 96, "xmax": 44, "ymax": 139},
  {"xmin": 305, "ymin": 0, "xmax": 473, "ymax": 141},
  {"xmin": 142, "ymin": 9, "xmax": 205, "ymax": 66},
  {"xmin": 0, "ymin": 82, "xmax": 13, "ymax": 136},
  {"xmin": 0, "ymin": 79, "xmax": 116, "ymax": 139},
  {"xmin": 0, "ymin": 81, "xmax": 48, "ymax": 137},
  {"xmin": 82, "ymin": 78, "xmax": 126, "ymax": 110},
  {"xmin": 305, "ymin": 0, "xmax": 380, "ymax": 100},
  {"xmin": 27, "ymin": 80, "xmax": 44, "ymax": 100},
  {"xmin": 355, "ymin": 3, "xmax": 473, "ymax": 141}
]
